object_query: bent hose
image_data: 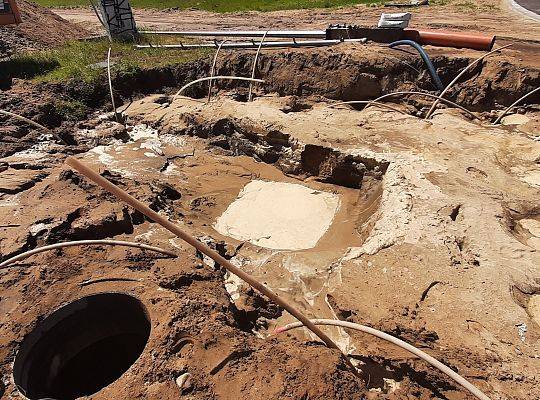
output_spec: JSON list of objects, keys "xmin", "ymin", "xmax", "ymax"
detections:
[
  {"xmin": 207, "ymin": 40, "xmax": 229, "ymax": 103},
  {"xmin": 389, "ymin": 40, "xmax": 444, "ymax": 92},
  {"xmin": 275, "ymin": 319, "xmax": 491, "ymax": 400},
  {"xmin": 425, "ymin": 44, "xmax": 512, "ymax": 119},
  {"xmin": 494, "ymin": 86, "xmax": 540, "ymax": 125},
  {"xmin": 0, "ymin": 240, "xmax": 177, "ymax": 268},
  {"xmin": 365, "ymin": 91, "xmax": 478, "ymax": 120},
  {"xmin": 172, "ymin": 76, "xmax": 265, "ymax": 102}
]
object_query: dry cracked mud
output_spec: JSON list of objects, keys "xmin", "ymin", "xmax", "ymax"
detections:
[{"xmin": 1, "ymin": 39, "xmax": 540, "ymax": 400}]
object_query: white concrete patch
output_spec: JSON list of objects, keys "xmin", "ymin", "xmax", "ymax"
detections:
[{"xmin": 214, "ymin": 180, "xmax": 340, "ymax": 250}]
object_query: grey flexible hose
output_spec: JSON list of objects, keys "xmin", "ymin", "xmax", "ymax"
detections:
[
  {"xmin": 494, "ymin": 86, "xmax": 540, "ymax": 124},
  {"xmin": 0, "ymin": 240, "xmax": 177, "ymax": 268},
  {"xmin": 0, "ymin": 109, "xmax": 67, "ymax": 145},
  {"xmin": 172, "ymin": 76, "xmax": 265, "ymax": 102},
  {"xmin": 389, "ymin": 40, "xmax": 444, "ymax": 92},
  {"xmin": 248, "ymin": 30, "xmax": 270, "ymax": 102},
  {"xmin": 365, "ymin": 91, "xmax": 478, "ymax": 120},
  {"xmin": 275, "ymin": 319, "xmax": 491, "ymax": 400},
  {"xmin": 425, "ymin": 44, "xmax": 512, "ymax": 119}
]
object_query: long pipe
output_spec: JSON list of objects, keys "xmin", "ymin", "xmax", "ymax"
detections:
[
  {"xmin": 139, "ymin": 30, "xmax": 327, "ymax": 38},
  {"xmin": 388, "ymin": 40, "xmax": 444, "ymax": 92},
  {"xmin": 0, "ymin": 240, "xmax": 177, "ymax": 268},
  {"xmin": 365, "ymin": 91, "xmax": 478, "ymax": 120},
  {"xmin": 494, "ymin": 86, "xmax": 540, "ymax": 124},
  {"xmin": 275, "ymin": 319, "xmax": 491, "ymax": 400},
  {"xmin": 136, "ymin": 38, "xmax": 367, "ymax": 50},
  {"xmin": 172, "ymin": 76, "xmax": 264, "ymax": 102},
  {"xmin": 425, "ymin": 44, "xmax": 513, "ymax": 119},
  {"xmin": 64, "ymin": 157, "xmax": 355, "ymax": 371}
]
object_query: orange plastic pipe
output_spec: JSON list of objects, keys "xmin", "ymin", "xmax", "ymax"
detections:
[{"xmin": 404, "ymin": 29, "xmax": 495, "ymax": 51}]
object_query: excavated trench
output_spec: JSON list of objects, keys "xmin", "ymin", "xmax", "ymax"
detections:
[{"xmin": 2, "ymin": 44, "xmax": 540, "ymax": 156}]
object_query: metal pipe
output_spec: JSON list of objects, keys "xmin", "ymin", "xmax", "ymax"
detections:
[
  {"xmin": 139, "ymin": 30, "xmax": 327, "ymax": 38},
  {"xmin": 136, "ymin": 38, "xmax": 366, "ymax": 50},
  {"xmin": 388, "ymin": 40, "xmax": 444, "ymax": 92},
  {"xmin": 403, "ymin": 29, "xmax": 496, "ymax": 51}
]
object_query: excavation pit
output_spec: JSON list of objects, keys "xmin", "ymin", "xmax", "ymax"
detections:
[{"xmin": 13, "ymin": 293, "xmax": 151, "ymax": 400}]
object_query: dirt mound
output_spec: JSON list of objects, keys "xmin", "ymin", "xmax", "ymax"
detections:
[{"xmin": 0, "ymin": 0, "xmax": 89, "ymax": 58}]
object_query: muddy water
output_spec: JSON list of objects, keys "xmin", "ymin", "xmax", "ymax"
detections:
[{"xmin": 83, "ymin": 124, "xmax": 381, "ymax": 354}]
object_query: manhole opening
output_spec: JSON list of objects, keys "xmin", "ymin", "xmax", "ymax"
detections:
[{"xmin": 13, "ymin": 293, "xmax": 151, "ymax": 400}]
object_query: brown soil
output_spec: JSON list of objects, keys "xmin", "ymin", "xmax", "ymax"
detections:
[
  {"xmin": 0, "ymin": 0, "xmax": 89, "ymax": 58},
  {"xmin": 0, "ymin": 1, "xmax": 540, "ymax": 400}
]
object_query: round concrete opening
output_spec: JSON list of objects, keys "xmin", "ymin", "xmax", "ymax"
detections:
[{"xmin": 13, "ymin": 293, "xmax": 151, "ymax": 400}]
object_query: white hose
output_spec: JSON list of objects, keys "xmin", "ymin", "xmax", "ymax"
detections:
[
  {"xmin": 493, "ymin": 86, "xmax": 540, "ymax": 124},
  {"xmin": 326, "ymin": 100, "xmax": 412, "ymax": 116},
  {"xmin": 172, "ymin": 76, "xmax": 265, "ymax": 102},
  {"xmin": 365, "ymin": 91, "xmax": 479, "ymax": 120},
  {"xmin": 275, "ymin": 319, "xmax": 491, "ymax": 400},
  {"xmin": 0, "ymin": 240, "xmax": 177, "ymax": 268},
  {"xmin": 107, "ymin": 47, "xmax": 120, "ymax": 122},
  {"xmin": 0, "ymin": 109, "xmax": 67, "ymax": 144},
  {"xmin": 248, "ymin": 30, "xmax": 270, "ymax": 102},
  {"xmin": 425, "ymin": 44, "xmax": 513, "ymax": 119},
  {"xmin": 207, "ymin": 40, "xmax": 229, "ymax": 103}
]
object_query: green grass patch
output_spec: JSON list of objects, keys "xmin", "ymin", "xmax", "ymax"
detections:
[
  {"xmin": 35, "ymin": 0, "xmax": 380, "ymax": 12},
  {"xmin": 0, "ymin": 38, "xmax": 209, "ymax": 83}
]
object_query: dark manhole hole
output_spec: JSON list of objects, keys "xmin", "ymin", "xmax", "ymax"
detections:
[{"xmin": 13, "ymin": 293, "xmax": 151, "ymax": 400}]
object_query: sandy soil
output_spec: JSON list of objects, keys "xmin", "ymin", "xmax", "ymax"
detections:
[{"xmin": 0, "ymin": 1, "xmax": 539, "ymax": 399}]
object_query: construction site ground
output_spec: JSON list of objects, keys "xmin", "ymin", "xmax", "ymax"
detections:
[{"xmin": 1, "ymin": 1, "xmax": 540, "ymax": 400}]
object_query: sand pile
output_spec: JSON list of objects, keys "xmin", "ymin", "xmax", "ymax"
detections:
[{"xmin": 0, "ymin": 0, "xmax": 88, "ymax": 58}]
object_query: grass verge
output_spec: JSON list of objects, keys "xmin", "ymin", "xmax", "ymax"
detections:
[
  {"xmin": 35, "ymin": 0, "xmax": 380, "ymax": 11},
  {"xmin": 0, "ymin": 38, "xmax": 209, "ymax": 83}
]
